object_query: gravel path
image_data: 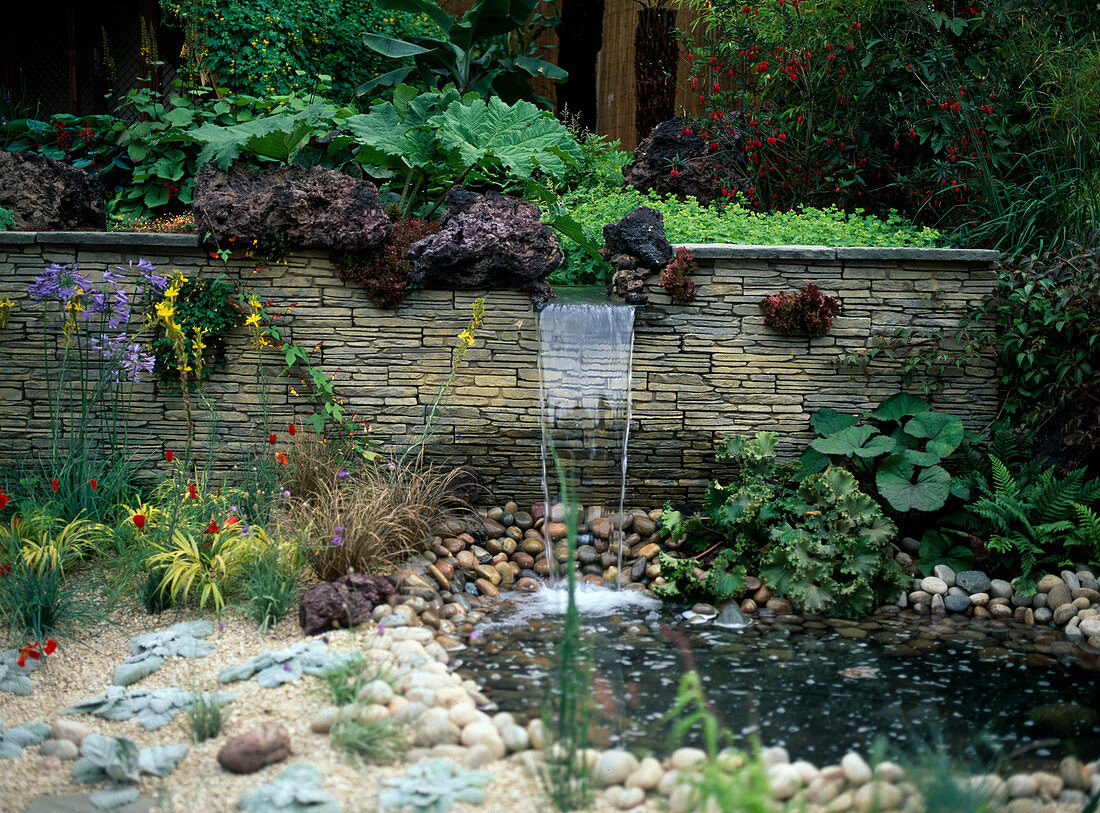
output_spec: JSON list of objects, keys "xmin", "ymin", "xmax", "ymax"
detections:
[{"xmin": 0, "ymin": 597, "xmax": 654, "ymax": 813}]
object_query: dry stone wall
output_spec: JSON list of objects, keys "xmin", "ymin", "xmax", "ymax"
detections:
[{"xmin": 0, "ymin": 232, "xmax": 999, "ymax": 504}]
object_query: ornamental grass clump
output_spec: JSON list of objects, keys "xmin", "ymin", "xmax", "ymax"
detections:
[{"xmin": 292, "ymin": 465, "xmax": 467, "ymax": 582}]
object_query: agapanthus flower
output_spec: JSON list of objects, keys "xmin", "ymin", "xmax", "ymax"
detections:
[{"xmin": 29, "ymin": 263, "xmax": 92, "ymax": 306}]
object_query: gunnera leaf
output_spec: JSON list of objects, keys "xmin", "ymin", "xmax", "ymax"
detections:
[
  {"xmin": 811, "ymin": 425, "xmax": 895, "ymax": 459},
  {"xmin": 875, "ymin": 456, "xmax": 952, "ymax": 513},
  {"xmin": 810, "ymin": 408, "xmax": 861, "ymax": 436},
  {"xmin": 869, "ymin": 393, "xmax": 930, "ymax": 423},
  {"xmin": 904, "ymin": 411, "xmax": 965, "ymax": 459}
]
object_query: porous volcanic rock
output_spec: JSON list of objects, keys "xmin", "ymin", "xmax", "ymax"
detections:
[
  {"xmin": 216, "ymin": 722, "xmax": 291, "ymax": 774},
  {"xmin": 407, "ymin": 188, "xmax": 562, "ymax": 290},
  {"xmin": 0, "ymin": 150, "xmax": 106, "ymax": 230},
  {"xmin": 602, "ymin": 206, "xmax": 672, "ymax": 269},
  {"xmin": 298, "ymin": 573, "xmax": 397, "ymax": 635},
  {"xmin": 621, "ymin": 117, "xmax": 745, "ymax": 206},
  {"xmin": 193, "ymin": 163, "xmax": 391, "ymax": 251}
]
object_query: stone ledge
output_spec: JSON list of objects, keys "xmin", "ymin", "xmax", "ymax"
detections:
[
  {"xmin": 0, "ymin": 232, "xmax": 36, "ymax": 244},
  {"xmin": 677, "ymin": 243, "xmax": 1000, "ymax": 264},
  {"xmin": 32, "ymin": 232, "xmax": 203, "ymax": 248}
]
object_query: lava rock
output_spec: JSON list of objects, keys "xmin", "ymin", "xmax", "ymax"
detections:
[
  {"xmin": 621, "ymin": 117, "xmax": 745, "ymax": 206},
  {"xmin": 407, "ymin": 189, "xmax": 563, "ymax": 290},
  {"xmin": 298, "ymin": 574, "xmax": 397, "ymax": 634},
  {"xmin": 217, "ymin": 722, "xmax": 291, "ymax": 773},
  {"xmin": 955, "ymin": 570, "xmax": 992, "ymax": 594},
  {"xmin": 0, "ymin": 150, "xmax": 106, "ymax": 230},
  {"xmin": 194, "ymin": 163, "xmax": 391, "ymax": 251},
  {"xmin": 602, "ymin": 206, "xmax": 673, "ymax": 269}
]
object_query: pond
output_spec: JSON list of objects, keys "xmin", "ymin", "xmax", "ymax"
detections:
[{"xmin": 455, "ymin": 585, "xmax": 1100, "ymax": 769}]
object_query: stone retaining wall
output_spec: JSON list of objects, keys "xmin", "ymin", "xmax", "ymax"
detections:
[{"xmin": 0, "ymin": 232, "xmax": 1000, "ymax": 504}]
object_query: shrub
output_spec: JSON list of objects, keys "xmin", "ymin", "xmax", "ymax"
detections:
[
  {"xmin": 660, "ymin": 247, "xmax": 698, "ymax": 303},
  {"xmin": 981, "ymin": 241, "xmax": 1100, "ymax": 468},
  {"xmin": 0, "ymin": 206, "xmax": 13, "ymax": 231},
  {"xmin": 679, "ymin": 0, "xmax": 1100, "ymax": 254},
  {"xmin": 330, "ymin": 714, "xmax": 405, "ymax": 765},
  {"xmin": 146, "ymin": 273, "xmax": 244, "ymax": 386},
  {"xmin": 186, "ymin": 690, "xmax": 225, "ymax": 743},
  {"xmin": 334, "ymin": 219, "xmax": 440, "ymax": 308},
  {"xmin": 0, "ymin": 550, "xmax": 95, "ymax": 641},
  {"xmin": 760, "ymin": 283, "xmax": 840, "ymax": 337}
]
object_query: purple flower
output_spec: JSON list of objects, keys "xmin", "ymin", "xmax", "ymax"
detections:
[
  {"xmin": 29, "ymin": 263, "xmax": 92, "ymax": 305},
  {"xmin": 218, "ymin": 621, "xmax": 225, "ymax": 631},
  {"xmin": 229, "ymin": 505, "xmax": 238, "ymax": 513},
  {"xmin": 331, "ymin": 535, "xmax": 343, "ymax": 546},
  {"xmin": 337, "ymin": 470, "xmax": 349, "ymax": 479},
  {"xmin": 470, "ymin": 630, "xmax": 480, "ymax": 642},
  {"xmin": 283, "ymin": 663, "xmax": 292, "ymax": 672},
  {"xmin": 378, "ymin": 625, "xmax": 386, "ymax": 634}
]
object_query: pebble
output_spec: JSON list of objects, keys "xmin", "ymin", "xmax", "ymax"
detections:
[
  {"xmin": 920, "ymin": 576, "xmax": 949, "ymax": 595},
  {"xmin": 932, "ymin": 564, "xmax": 956, "ymax": 586},
  {"xmin": 670, "ymin": 747, "xmax": 707, "ymax": 770},
  {"xmin": 38, "ymin": 740, "xmax": 79, "ymax": 760},
  {"xmin": 1079, "ymin": 618, "xmax": 1100, "ymax": 638},
  {"xmin": 841, "ymin": 752, "xmax": 872, "ymax": 785},
  {"xmin": 626, "ymin": 756, "xmax": 664, "ymax": 790},
  {"xmin": 768, "ymin": 763, "xmax": 803, "ymax": 800},
  {"xmin": 956, "ymin": 570, "xmax": 992, "ymax": 593},
  {"xmin": 990, "ymin": 579, "xmax": 1014, "ymax": 598},
  {"xmin": 613, "ymin": 786, "xmax": 646, "ymax": 809},
  {"xmin": 594, "ymin": 750, "xmax": 639, "ymax": 787},
  {"xmin": 853, "ymin": 780, "xmax": 903, "ymax": 811},
  {"xmin": 1006, "ymin": 774, "xmax": 1040, "ymax": 798},
  {"xmin": 944, "ymin": 592, "xmax": 971, "ymax": 613},
  {"xmin": 49, "ymin": 720, "xmax": 91, "ymax": 746}
]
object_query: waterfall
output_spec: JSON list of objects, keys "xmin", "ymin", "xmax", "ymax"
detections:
[{"xmin": 537, "ymin": 289, "xmax": 636, "ymax": 585}]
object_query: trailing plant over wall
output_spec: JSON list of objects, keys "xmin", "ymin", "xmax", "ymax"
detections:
[
  {"xmin": 334, "ymin": 218, "xmax": 440, "ymax": 308},
  {"xmin": 145, "ymin": 273, "xmax": 243, "ymax": 386},
  {"xmin": 660, "ymin": 247, "xmax": 698, "ymax": 303},
  {"xmin": 760, "ymin": 283, "xmax": 840, "ymax": 337}
]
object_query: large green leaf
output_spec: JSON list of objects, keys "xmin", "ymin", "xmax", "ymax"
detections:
[
  {"xmin": 904, "ymin": 411, "xmax": 964, "ymax": 458},
  {"xmin": 875, "ymin": 456, "xmax": 952, "ymax": 512},
  {"xmin": 345, "ymin": 105, "xmax": 439, "ymax": 170},
  {"xmin": 810, "ymin": 425, "xmax": 896, "ymax": 458},
  {"xmin": 434, "ymin": 96, "xmax": 581, "ymax": 180},
  {"xmin": 810, "ymin": 408, "xmax": 860, "ymax": 436},
  {"xmin": 362, "ymin": 33, "xmax": 433, "ymax": 59},
  {"xmin": 869, "ymin": 393, "xmax": 931, "ymax": 423}
]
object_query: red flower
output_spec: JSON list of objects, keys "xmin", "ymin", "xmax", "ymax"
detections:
[
  {"xmin": 276, "ymin": 452, "xmax": 287, "ymax": 465},
  {"xmin": 44, "ymin": 639, "xmax": 57, "ymax": 655},
  {"xmin": 90, "ymin": 479, "xmax": 98, "ymax": 490},
  {"xmin": 51, "ymin": 479, "xmax": 59, "ymax": 492},
  {"xmin": 268, "ymin": 434, "xmax": 277, "ymax": 445},
  {"xmin": 0, "ymin": 490, "xmax": 9, "ymax": 510},
  {"xmin": 0, "ymin": 564, "xmax": 10, "ymax": 577},
  {"xmin": 288, "ymin": 424, "xmax": 296, "ymax": 436},
  {"xmin": 165, "ymin": 450, "xmax": 174, "ymax": 463},
  {"xmin": 225, "ymin": 516, "xmax": 239, "ymax": 527},
  {"xmin": 203, "ymin": 520, "xmax": 219, "ymax": 534},
  {"xmin": 17, "ymin": 641, "xmax": 41, "ymax": 668},
  {"xmin": 756, "ymin": 61, "xmax": 769, "ymax": 73},
  {"xmin": 188, "ymin": 485, "xmax": 198, "ymax": 500},
  {"xmin": 132, "ymin": 514, "xmax": 146, "ymax": 530}
]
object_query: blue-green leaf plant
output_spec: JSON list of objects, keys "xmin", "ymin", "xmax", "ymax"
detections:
[
  {"xmin": 798, "ymin": 393, "xmax": 970, "ymax": 516},
  {"xmin": 61, "ymin": 687, "xmax": 235, "ymax": 731},
  {"xmin": 0, "ymin": 720, "xmax": 51, "ymax": 759},
  {"xmin": 112, "ymin": 620, "xmax": 216, "ymax": 687},
  {"xmin": 72, "ymin": 733, "xmax": 188, "ymax": 810},
  {"xmin": 0, "ymin": 647, "xmax": 42, "ymax": 695},
  {"xmin": 217, "ymin": 640, "xmax": 359, "ymax": 689},
  {"xmin": 238, "ymin": 763, "xmax": 340, "ymax": 813},
  {"xmin": 379, "ymin": 759, "xmax": 494, "ymax": 813}
]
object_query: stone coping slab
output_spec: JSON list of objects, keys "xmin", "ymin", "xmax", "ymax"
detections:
[
  {"xmin": 678, "ymin": 242, "xmax": 1000, "ymax": 263},
  {"xmin": 0, "ymin": 231, "xmax": 1000, "ymax": 264}
]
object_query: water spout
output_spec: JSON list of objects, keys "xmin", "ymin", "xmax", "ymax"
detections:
[{"xmin": 537, "ymin": 289, "xmax": 636, "ymax": 585}]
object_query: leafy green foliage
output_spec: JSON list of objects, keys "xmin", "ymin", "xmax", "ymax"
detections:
[
  {"xmin": 147, "ymin": 274, "xmax": 243, "ymax": 386},
  {"xmin": 0, "ymin": 552, "xmax": 96, "ymax": 642},
  {"xmin": 359, "ymin": 0, "xmax": 565, "ymax": 105},
  {"xmin": 63, "ymin": 687, "xmax": 235, "ymax": 731},
  {"xmin": 968, "ymin": 456, "xmax": 1100, "ymax": 591},
  {"xmin": 162, "ymin": 0, "xmax": 440, "ymax": 102},
  {"xmin": 0, "ymin": 206, "xmax": 13, "ymax": 231},
  {"xmin": 551, "ymin": 187, "xmax": 941, "ymax": 285},
  {"xmin": 345, "ymin": 85, "xmax": 581, "ymax": 219},
  {"xmin": 761, "ymin": 466, "xmax": 905, "ymax": 617},
  {"xmin": 800, "ymin": 394, "xmax": 970, "ymax": 516},
  {"xmin": 217, "ymin": 640, "xmax": 360, "ymax": 688},
  {"xmin": 980, "ymin": 241, "xmax": 1100, "ymax": 468},
  {"xmin": 916, "ymin": 529, "xmax": 975, "ymax": 577},
  {"xmin": 651, "ymin": 550, "xmax": 747, "ymax": 603}
]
